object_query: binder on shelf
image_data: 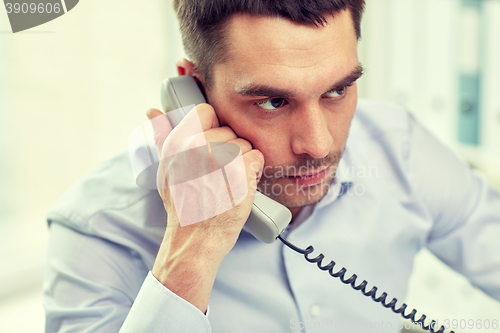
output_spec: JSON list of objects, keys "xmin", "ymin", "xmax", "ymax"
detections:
[
  {"xmin": 458, "ymin": 74, "xmax": 481, "ymax": 145},
  {"xmin": 457, "ymin": 0, "xmax": 482, "ymax": 146}
]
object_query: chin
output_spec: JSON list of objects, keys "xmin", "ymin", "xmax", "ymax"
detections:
[
  {"xmin": 259, "ymin": 177, "xmax": 334, "ymax": 209},
  {"xmin": 287, "ymin": 183, "xmax": 331, "ymax": 208}
]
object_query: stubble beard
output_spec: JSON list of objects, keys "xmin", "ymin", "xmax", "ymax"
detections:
[{"xmin": 256, "ymin": 150, "xmax": 343, "ymax": 208}]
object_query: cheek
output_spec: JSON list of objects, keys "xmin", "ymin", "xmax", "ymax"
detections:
[
  {"xmin": 243, "ymin": 128, "xmax": 284, "ymax": 164},
  {"xmin": 210, "ymin": 97, "xmax": 276, "ymax": 156},
  {"xmin": 231, "ymin": 120, "xmax": 287, "ymax": 167},
  {"xmin": 203, "ymin": 85, "xmax": 271, "ymax": 150},
  {"xmin": 333, "ymin": 89, "xmax": 357, "ymax": 135}
]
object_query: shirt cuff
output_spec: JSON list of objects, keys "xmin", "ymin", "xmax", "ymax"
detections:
[{"xmin": 119, "ymin": 271, "xmax": 211, "ymax": 333}]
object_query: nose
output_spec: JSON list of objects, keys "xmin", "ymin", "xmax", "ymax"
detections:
[{"xmin": 290, "ymin": 104, "xmax": 333, "ymax": 158}]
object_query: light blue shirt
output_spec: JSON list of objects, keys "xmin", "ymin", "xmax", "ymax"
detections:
[{"xmin": 43, "ymin": 100, "xmax": 500, "ymax": 333}]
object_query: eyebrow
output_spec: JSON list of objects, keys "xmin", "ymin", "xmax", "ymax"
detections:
[{"xmin": 235, "ymin": 64, "xmax": 364, "ymax": 98}]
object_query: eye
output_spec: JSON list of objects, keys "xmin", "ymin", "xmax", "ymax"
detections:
[
  {"xmin": 324, "ymin": 86, "xmax": 347, "ymax": 98},
  {"xmin": 256, "ymin": 98, "xmax": 287, "ymax": 111}
]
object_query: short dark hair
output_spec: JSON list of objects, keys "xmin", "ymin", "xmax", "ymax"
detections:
[{"xmin": 173, "ymin": 0, "xmax": 366, "ymax": 86}]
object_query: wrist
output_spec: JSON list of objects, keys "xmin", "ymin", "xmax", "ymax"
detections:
[
  {"xmin": 152, "ymin": 237, "xmax": 224, "ymax": 313},
  {"xmin": 163, "ymin": 219, "xmax": 239, "ymax": 258}
]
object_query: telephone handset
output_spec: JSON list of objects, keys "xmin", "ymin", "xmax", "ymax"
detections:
[{"xmin": 160, "ymin": 75, "xmax": 292, "ymax": 243}]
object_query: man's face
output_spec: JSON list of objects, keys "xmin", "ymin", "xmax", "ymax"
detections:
[{"xmin": 203, "ymin": 10, "xmax": 361, "ymax": 213}]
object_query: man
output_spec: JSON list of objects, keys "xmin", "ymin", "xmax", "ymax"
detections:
[{"xmin": 43, "ymin": 1, "xmax": 500, "ymax": 332}]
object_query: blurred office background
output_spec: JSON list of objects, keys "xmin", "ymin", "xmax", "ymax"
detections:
[{"xmin": 0, "ymin": 0, "xmax": 499, "ymax": 332}]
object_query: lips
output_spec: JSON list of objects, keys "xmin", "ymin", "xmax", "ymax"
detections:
[
  {"xmin": 286, "ymin": 167, "xmax": 330, "ymax": 187},
  {"xmin": 287, "ymin": 167, "xmax": 329, "ymax": 178}
]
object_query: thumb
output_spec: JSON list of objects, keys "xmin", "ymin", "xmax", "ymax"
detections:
[{"xmin": 146, "ymin": 108, "xmax": 173, "ymax": 156}]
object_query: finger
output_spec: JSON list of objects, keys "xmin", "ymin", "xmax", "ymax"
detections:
[
  {"xmin": 204, "ymin": 126, "xmax": 238, "ymax": 144},
  {"xmin": 146, "ymin": 108, "xmax": 173, "ymax": 155},
  {"xmin": 227, "ymin": 138, "xmax": 253, "ymax": 155},
  {"xmin": 221, "ymin": 147, "xmax": 263, "ymax": 210},
  {"xmin": 167, "ymin": 103, "xmax": 218, "ymax": 152},
  {"xmin": 207, "ymin": 137, "xmax": 252, "ymax": 174},
  {"xmin": 243, "ymin": 149, "xmax": 265, "ymax": 186},
  {"xmin": 193, "ymin": 103, "xmax": 220, "ymax": 131}
]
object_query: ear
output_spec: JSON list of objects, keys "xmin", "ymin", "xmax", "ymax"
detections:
[
  {"xmin": 176, "ymin": 58, "xmax": 208, "ymax": 97},
  {"xmin": 176, "ymin": 58, "xmax": 199, "ymax": 76}
]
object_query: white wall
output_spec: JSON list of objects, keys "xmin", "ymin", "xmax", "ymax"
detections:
[{"xmin": 0, "ymin": 1, "xmax": 173, "ymax": 331}]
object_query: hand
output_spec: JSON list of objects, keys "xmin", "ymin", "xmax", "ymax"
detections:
[{"xmin": 146, "ymin": 103, "xmax": 264, "ymax": 313}]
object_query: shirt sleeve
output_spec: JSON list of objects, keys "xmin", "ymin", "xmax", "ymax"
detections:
[
  {"xmin": 407, "ymin": 114, "xmax": 500, "ymax": 301},
  {"xmin": 43, "ymin": 221, "xmax": 211, "ymax": 333}
]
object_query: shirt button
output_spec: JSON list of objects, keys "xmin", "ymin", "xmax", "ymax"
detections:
[{"xmin": 309, "ymin": 304, "xmax": 320, "ymax": 317}]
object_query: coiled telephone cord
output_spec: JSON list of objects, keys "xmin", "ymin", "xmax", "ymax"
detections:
[{"xmin": 277, "ymin": 235, "xmax": 455, "ymax": 333}]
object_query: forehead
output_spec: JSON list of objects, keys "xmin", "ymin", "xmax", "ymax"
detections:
[{"xmin": 213, "ymin": 11, "xmax": 359, "ymax": 92}]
